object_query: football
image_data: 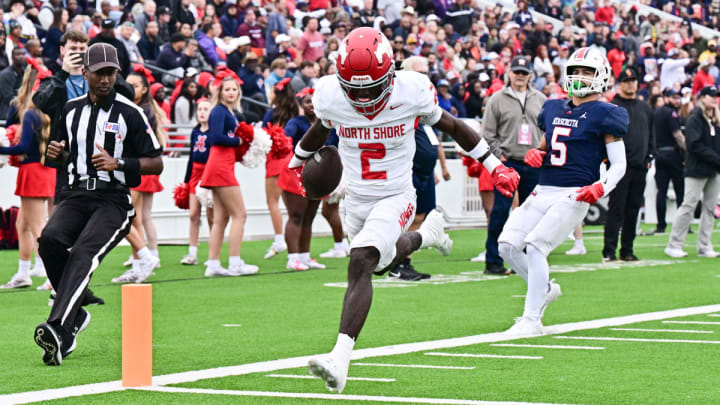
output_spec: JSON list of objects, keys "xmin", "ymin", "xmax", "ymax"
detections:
[{"xmin": 302, "ymin": 146, "xmax": 343, "ymax": 200}]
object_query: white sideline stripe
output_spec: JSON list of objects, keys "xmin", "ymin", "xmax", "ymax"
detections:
[
  {"xmin": 708, "ymin": 314, "xmax": 720, "ymax": 317},
  {"xmin": 662, "ymin": 320, "xmax": 720, "ymax": 325},
  {"xmin": 134, "ymin": 385, "xmax": 572, "ymax": 405},
  {"xmin": 490, "ymin": 344, "xmax": 605, "ymax": 350},
  {"xmin": 265, "ymin": 374, "xmax": 395, "ymax": 383},
  {"xmin": 353, "ymin": 363, "xmax": 475, "ymax": 370},
  {"xmin": 222, "ymin": 324, "xmax": 242, "ymax": 327},
  {"xmin": 5, "ymin": 303, "xmax": 720, "ymax": 404},
  {"xmin": 425, "ymin": 352, "xmax": 542, "ymax": 360},
  {"xmin": 555, "ymin": 336, "xmax": 720, "ymax": 344},
  {"xmin": 512, "ymin": 295, "xmax": 525, "ymax": 298},
  {"xmin": 610, "ymin": 328, "xmax": 713, "ymax": 334}
]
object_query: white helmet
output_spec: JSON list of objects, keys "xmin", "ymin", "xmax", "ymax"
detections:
[{"xmin": 563, "ymin": 47, "xmax": 611, "ymax": 98}]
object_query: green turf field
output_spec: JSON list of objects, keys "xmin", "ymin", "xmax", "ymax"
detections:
[{"xmin": 1, "ymin": 225, "xmax": 719, "ymax": 404}]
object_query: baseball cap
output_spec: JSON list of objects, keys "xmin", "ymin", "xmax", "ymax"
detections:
[
  {"xmin": 510, "ymin": 56, "xmax": 531, "ymax": 73},
  {"xmin": 84, "ymin": 43, "xmax": 121, "ymax": 72},
  {"xmin": 320, "ymin": 27, "xmax": 331, "ymax": 35},
  {"xmin": 185, "ymin": 67, "xmax": 199, "ymax": 78},
  {"xmin": 402, "ymin": 6, "xmax": 415, "ymax": 15},
  {"xmin": 479, "ymin": 72, "xmax": 490, "ymax": 82},
  {"xmin": 234, "ymin": 35, "xmax": 251, "ymax": 47},
  {"xmin": 663, "ymin": 88, "xmax": 680, "ymax": 97},
  {"xmin": 101, "ymin": 19, "xmax": 115, "ymax": 29},
  {"xmin": 446, "ymin": 71, "xmax": 459, "ymax": 80},
  {"xmin": 617, "ymin": 67, "xmax": 638, "ymax": 82},
  {"xmin": 699, "ymin": 86, "xmax": 719, "ymax": 97},
  {"xmin": 158, "ymin": 6, "xmax": 170, "ymax": 15},
  {"xmin": 406, "ymin": 34, "xmax": 418, "ymax": 44},
  {"xmin": 426, "ymin": 14, "xmax": 440, "ymax": 22},
  {"xmin": 436, "ymin": 79, "xmax": 450, "ymax": 88},
  {"xmin": 436, "ymin": 44, "xmax": 447, "ymax": 53},
  {"xmin": 121, "ymin": 21, "xmax": 135, "ymax": 28},
  {"xmin": 668, "ymin": 48, "xmax": 679, "ymax": 57},
  {"xmin": 275, "ymin": 34, "xmax": 291, "ymax": 43},
  {"xmin": 487, "ymin": 51, "xmax": 499, "ymax": 59}
]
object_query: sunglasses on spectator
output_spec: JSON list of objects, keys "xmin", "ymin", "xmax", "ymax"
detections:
[{"xmin": 512, "ymin": 70, "xmax": 530, "ymax": 76}]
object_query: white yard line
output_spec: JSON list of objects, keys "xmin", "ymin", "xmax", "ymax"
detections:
[
  {"xmin": 708, "ymin": 314, "xmax": 720, "ymax": 317},
  {"xmin": 4, "ymin": 303, "xmax": 720, "ymax": 405},
  {"xmin": 134, "ymin": 385, "xmax": 574, "ymax": 405},
  {"xmin": 490, "ymin": 344, "xmax": 604, "ymax": 350},
  {"xmin": 353, "ymin": 363, "xmax": 475, "ymax": 370},
  {"xmin": 425, "ymin": 352, "xmax": 542, "ymax": 360},
  {"xmin": 265, "ymin": 374, "xmax": 395, "ymax": 383},
  {"xmin": 555, "ymin": 336, "xmax": 720, "ymax": 344},
  {"xmin": 662, "ymin": 320, "xmax": 720, "ymax": 325},
  {"xmin": 610, "ymin": 328, "xmax": 713, "ymax": 334}
]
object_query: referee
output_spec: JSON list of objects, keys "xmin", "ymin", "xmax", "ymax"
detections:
[{"xmin": 34, "ymin": 43, "xmax": 163, "ymax": 366}]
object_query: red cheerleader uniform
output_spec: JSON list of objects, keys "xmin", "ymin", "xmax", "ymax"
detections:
[
  {"xmin": 16, "ymin": 162, "xmax": 56, "ymax": 197},
  {"xmin": 132, "ymin": 174, "xmax": 164, "ymax": 193},
  {"xmin": 200, "ymin": 105, "xmax": 241, "ymax": 188},
  {"xmin": 188, "ymin": 162, "xmax": 207, "ymax": 194},
  {"xmin": 265, "ymin": 155, "xmax": 287, "ymax": 178}
]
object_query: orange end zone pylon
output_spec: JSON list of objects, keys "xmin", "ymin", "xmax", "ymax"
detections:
[{"xmin": 122, "ymin": 284, "xmax": 153, "ymax": 387}]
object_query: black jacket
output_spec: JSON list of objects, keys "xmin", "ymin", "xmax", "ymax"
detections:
[
  {"xmin": 683, "ymin": 107, "xmax": 720, "ymax": 178},
  {"xmin": 611, "ymin": 94, "xmax": 656, "ymax": 169}
]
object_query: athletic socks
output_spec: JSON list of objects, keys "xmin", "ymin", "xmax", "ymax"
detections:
[
  {"xmin": 206, "ymin": 259, "xmax": 221, "ymax": 270},
  {"xmin": 18, "ymin": 260, "xmax": 31, "ymax": 278},
  {"xmin": 229, "ymin": 256, "xmax": 242, "ymax": 267},
  {"xmin": 300, "ymin": 252, "xmax": 311, "ymax": 262},
  {"xmin": 524, "ymin": 245, "xmax": 550, "ymax": 320},
  {"xmin": 274, "ymin": 234, "xmax": 284, "ymax": 244},
  {"xmin": 149, "ymin": 248, "xmax": 159, "ymax": 258},
  {"xmin": 574, "ymin": 239, "xmax": 585, "ymax": 249},
  {"xmin": 330, "ymin": 333, "xmax": 355, "ymax": 364},
  {"xmin": 188, "ymin": 245, "xmax": 198, "ymax": 257},
  {"xmin": 335, "ymin": 240, "xmax": 349, "ymax": 251}
]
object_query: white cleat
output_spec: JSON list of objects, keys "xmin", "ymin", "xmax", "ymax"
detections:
[
  {"xmin": 564, "ymin": 245, "xmax": 587, "ymax": 255},
  {"xmin": 0, "ymin": 274, "xmax": 32, "ymax": 289},
  {"xmin": 111, "ymin": 269, "xmax": 141, "ymax": 283},
  {"xmin": 698, "ymin": 250, "xmax": 720, "ymax": 258},
  {"xmin": 539, "ymin": 279, "xmax": 562, "ymax": 318},
  {"xmin": 319, "ymin": 247, "xmax": 349, "ymax": 258},
  {"xmin": 29, "ymin": 263, "xmax": 47, "ymax": 277},
  {"xmin": 264, "ymin": 242, "xmax": 288, "ymax": 259},
  {"xmin": 470, "ymin": 251, "xmax": 486, "ymax": 262},
  {"xmin": 419, "ymin": 210, "xmax": 452, "ymax": 256},
  {"xmin": 180, "ymin": 254, "xmax": 198, "ymax": 265},
  {"xmin": 287, "ymin": 260, "xmax": 309, "ymax": 271},
  {"xmin": 308, "ymin": 355, "xmax": 349, "ymax": 394},
  {"xmin": 122, "ymin": 255, "xmax": 133, "ymax": 267},
  {"xmin": 664, "ymin": 247, "xmax": 688, "ymax": 258},
  {"xmin": 204, "ymin": 266, "xmax": 232, "ymax": 277},
  {"xmin": 305, "ymin": 258, "xmax": 326, "ymax": 269},
  {"xmin": 36, "ymin": 278, "xmax": 52, "ymax": 291},
  {"xmin": 504, "ymin": 316, "xmax": 545, "ymax": 337},
  {"xmin": 229, "ymin": 262, "xmax": 259, "ymax": 276}
]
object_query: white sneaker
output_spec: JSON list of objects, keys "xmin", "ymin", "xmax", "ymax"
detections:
[
  {"xmin": 122, "ymin": 255, "xmax": 133, "ymax": 267},
  {"xmin": 504, "ymin": 317, "xmax": 544, "ymax": 337},
  {"xmin": 36, "ymin": 278, "xmax": 52, "ymax": 291},
  {"xmin": 264, "ymin": 242, "xmax": 287, "ymax": 259},
  {"xmin": 539, "ymin": 279, "xmax": 561, "ymax": 318},
  {"xmin": 308, "ymin": 355, "xmax": 349, "ymax": 393},
  {"xmin": 137, "ymin": 255, "xmax": 160, "ymax": 282},
  {"xmin": 664, "ymin": 247, "xmax": 688, "ymax": 258},
  {"xmin": 0, "ymin": 274, "xmax": 32, "ymax": 289},
  {"xmin": 180, "ymin": 254, "xmax": 198, "ymax": 265},
  {"xmin": 287, "ymin": 260, "xmax": 309, "ymax": 271},
  {"xmin": 419, "ymin": 210, "xmax": 453, "ymax": 256},
  {"xmin": 111, "ymin": 269, "xmax": 141, "ymax": 283},
  {"xmin": 229, "ymin": 262, "xmax": 259, "ymax": 276},
  {"xmin": 204, "ymin": 266, "xmax": 232, "ymax": 277},
  {"xmin": 305, "ymin": 258, "xmax": 326, "ymax": 269},
  {"xmin": 319, "ymin": 247, "xmax": 349, "ymax": 258},
  {"xmin": 29, "ymin": 263, "xmax": 47, "ymax": 277},
  {"xmin": 470, "ymin": 251, "xmax": 486, "ymax": 262},
  {"xmin": 565, "ymin": 245, "xmax": 587, "ymax": 255},
  {"xmin": 698, "ymin": 250, "xmax": 720, "ymax": 258}
]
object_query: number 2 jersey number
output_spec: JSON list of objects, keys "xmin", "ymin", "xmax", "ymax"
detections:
[{"xmin": 359, "ymin": 143, "xmax": 387, "ymax": 180}]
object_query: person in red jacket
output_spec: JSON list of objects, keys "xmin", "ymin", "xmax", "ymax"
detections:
[
  {"xmin": 692, "ymin": 57, "xmax": 716, "ymax": 96},
  {"xmin": 595, "ymin": 0, "xmax": 614, "ymax": 26}
]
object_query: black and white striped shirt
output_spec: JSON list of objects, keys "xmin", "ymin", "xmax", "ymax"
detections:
[{"xmin": 57, "ymin": 89, "xmax": 162, "ymax": 188}]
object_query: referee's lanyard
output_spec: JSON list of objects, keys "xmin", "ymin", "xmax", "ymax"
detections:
[{"xmin": 511, "ymin": 89, "xmax": 532, "ymax": 146}]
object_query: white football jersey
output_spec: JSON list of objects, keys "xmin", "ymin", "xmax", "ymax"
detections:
[{"xmin": 313, "ymin": 71, "xmax": 443, "ymax": 198}]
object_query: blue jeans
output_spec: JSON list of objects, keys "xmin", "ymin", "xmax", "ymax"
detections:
[{"xmin": 485, "ymin": 160, "xmax": 540, "ymax": 266}]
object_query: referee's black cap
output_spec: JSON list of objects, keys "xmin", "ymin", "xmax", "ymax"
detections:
[{"xmin": 85, "ymin": 43, "xmax": 121, "ymax": 72}]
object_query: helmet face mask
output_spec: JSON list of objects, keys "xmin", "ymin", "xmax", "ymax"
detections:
[
  {"xmin": 563, "ymin": 47, "xmax": 611, "ymax": 98},
  {"xmin": 335, "ymin": 27, "xmax": 395, "ymax": 117}
]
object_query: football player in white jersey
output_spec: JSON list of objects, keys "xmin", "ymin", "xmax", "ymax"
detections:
[{"xmin": 288, "ymin": 27, "xmax": 520, "ymax": 393}]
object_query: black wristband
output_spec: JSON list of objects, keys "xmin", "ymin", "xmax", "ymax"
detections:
[
  {"xmin": 478, "ymin": 150, "xmax": 492, "ymax": 163},
  {"xmin": 123, "ymin": 157, "xmax": 141, "ymax": 175}
]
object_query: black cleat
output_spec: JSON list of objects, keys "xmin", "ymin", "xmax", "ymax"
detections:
[
  {"xmin": 63, "ymin": 309, "xmax": 91, "ymax": 359},
  {"xmin": 389, "ymin": 263, "xmax": 430, "ymax": 281},
  {"xmin": 83, "ymin": 289, "xmax": 105, "ymax": 306},
  {"xmin": 653, "ymin": 227, "xmax": 666, "ymax": 234},
  {"xmin": 34, "ymin": 323, "xmax": 63, "ymax": 366},
  {"xmin": 602, "ymin": 254, "xmax": 618, "ymax": 262},
  {"xmin": 620, "ymin": 254, "xmax": 640, "ymax": 262},
  {"xmin": 484, "ymin": 263, "xmax": 510, "ymax": 275}
]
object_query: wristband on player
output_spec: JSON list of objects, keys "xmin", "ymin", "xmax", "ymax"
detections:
[
  {"xmin": 123, "ymin": 157, "xmax": 141, "ymax": 175},
  {"xmin": 467, "ymin": 139, "xmax": 501, "ymax": 173},
  {"xmin": 294, "ymin": 144, "xmax": 315, "ymax": 160}
]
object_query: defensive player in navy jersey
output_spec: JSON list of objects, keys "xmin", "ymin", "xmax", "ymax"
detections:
[{"xmin": 498, "ymin": 47, "xmax": 630, "ymax": 336}]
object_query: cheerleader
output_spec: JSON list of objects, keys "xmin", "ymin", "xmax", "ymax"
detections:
[
  {"xmin": 260, "ymin": 77, "xmax": 297, "ymax": 260},
  {"xmin": 0, "ymin": 66, "xmax": 56, "ymax": 289},
  {"xmin": 180, "ymin": 98, "xmax": 214, "ymax": 265},
  {"xmin": 200, "ymin": 76, "xmax": 258, "ymax": 276}
]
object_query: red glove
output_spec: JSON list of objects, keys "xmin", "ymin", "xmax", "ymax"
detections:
[
  {"xmin": 491, "ymin": 164, "xmax": 520, "ymax": 198},
  {"xmin": 575, "ymin": 183, "xmax": 605, "ymax": 204},
  {"xmin": 524, "ymin": 148, "xmax": 546, "ymax": 168}
]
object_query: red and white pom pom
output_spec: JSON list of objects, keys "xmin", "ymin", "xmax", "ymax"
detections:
[
  {"xmin": 0, "ymin": 127, "xmax": 8, "ymax": 169},
  {"xmin": 173, "ymin": 183, "xmax": 190, "ymax": 210},
  {"xmin": 265, "ymin": 123, "xmax": 293, "ymax": 159},
  {"xmin": 238, "ymin": 124, "xmax": 272, "ymax": 168},
  {"xmin": 5, "ymin": 124, "xmax": 21, "ymax": 167}
]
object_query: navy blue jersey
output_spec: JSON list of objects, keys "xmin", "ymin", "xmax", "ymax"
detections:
[
  {"xmin": 284, "ymin": 115, "xmax": 339, "ymax": 147},
  {"xmin": 413, "ymin": 126, "xmax": 438, "ymax": 176},
  {"xmin": 184, "ymin": 127, "xmax": 211, "ymax": 182},
  {"xmin": 537, "ymin": 99, "xmax": 629, "ymax": 188},
  {"xmin": 208, "ymin": 105, "xmax": 240, "ymax": 147}
]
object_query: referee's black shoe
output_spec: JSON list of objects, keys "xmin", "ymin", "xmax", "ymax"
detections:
[
  {"xmin": 83, "ymin": 289, "xmax": 105, "ymax": 306},
  {"xmin": 484, "ymin": 263, "xmax": 510, "ymax": 275},
  {"xmin": 63, "ymin": 308, "xmax": 91, "ymax": 359},
  {"xmin": 34, "ymin": 322, "xmax": 64, "ymax": 366}
]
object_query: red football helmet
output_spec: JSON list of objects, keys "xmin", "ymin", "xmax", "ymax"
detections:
[{"xmin": 335, "ymin": 27, "xmax": 395, "ymax": 117}]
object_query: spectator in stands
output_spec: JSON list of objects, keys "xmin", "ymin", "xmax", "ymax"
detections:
[
  {"xmin": 444, "ymin": 0, "xmax": 473, "ymax": 35},
  {"xmin": 137, "ymin": 21, "xmax": 161, "ymax": 62},
  {"xmin": 266, "ymin": 2, "xmax": 288, "ymax": 57},
  {"xmin": 176, "ymin": 0, "xmax": 196, "ymax": 27},
  {"xmin": 660, "ymin": 48, "xmax": 689, "ymax": 90},
  {"xmin": 119, "ymin": 22, "xmax": 144, "ymax": 63},
  {"xmin": 0, "ymin": 30, "xmax": 8, "ymax": 71},
  {"xmin": 156, "ymin": 33, "xmax": 188, "ymax": 71},
  {"xmin": 43, "ymin": 9, "xmax": 68, "ymax": 63},
  {"xmin": 607, "ymin": 40, "xmax": 626, "ymax": 79},
  {"xmin": 514, "ymin": 1, "xmax": 533, "ymax": 27},
  {"xmin": 267, "ymin": 34, "xmax": 295, "ymax": 65},
  {"xmin": 6, "ymin": 20, "xmax": 23, "ymax": 61},
  {"xmin": 533, "ymin": 44, "xmax": 553, "ymax": 81},
  {"xmin": 265, "ymin": 57, "xmax": 289, "ymax": 98},
  {"xmin": 8, "ymin": 0, "xmax": 37, "ymax": 42},
  {"xmin": 173, "ymin": 77, "xmax": 200, "ymax": 126},
  {"xmin": 26, "ymin": 40, "xmax": 44, "ymax": 60},
  {"xmin": 290, "ymin": 60, "xmax": 316, "ymax": 93},
  {"xmin": 0, "ymin": 48, "xmax": 26, "ymax": 121},
  {"xmin": 354, "ymin": 0, "xmax": 377, "ymax": 28},
  {"xmin": 196, "ymin": 23, "xmax": 220, "ymax": 67},
  {"xmin": 220, "ymin": 3, "xmax": 240, "ymax": 37},
  {"xmin": 236, "ymin": 8, "xmax": 265, "ymax": 56},
  {"xmin": 238, "ymin": 52, "xmax": 266, "ymax": 102},
  {"xmin": 185, "ymin": 39, "xmax": 212, "ymax": 73},
  {"xmin": 89, "ymin": 19, "xmax": 131, "ymax": 77},
  {"xmin": 156, "ymin": 6, "xmax": 172, "ymax": 45},
  {"xmin": 693, "ymin": 57, "xmax": 716, "ymax": 96},
  {"xmin": 297, "ymin": 17, "xmax": 324, "ymax": 62},
  {"xmin": 294, "ymin": 1, "xmax": 326, "ymax": 27},
  {"xmin": 38, "ymin": 0, "xmax": 63, "ymax": 31},
  {"xmin": 134, "ymin": 0, "xmax": 156, "ymax": 38},
  {"xmin": 227, "ymin": 36, "xmax": 250, "ymax": 73}
]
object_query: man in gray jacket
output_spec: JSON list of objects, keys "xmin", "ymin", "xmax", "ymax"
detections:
[{"xmin": 481, "ymin": 56, "xmax": 547, "ymax": 274}]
